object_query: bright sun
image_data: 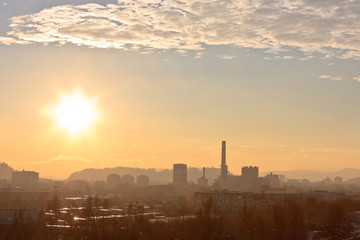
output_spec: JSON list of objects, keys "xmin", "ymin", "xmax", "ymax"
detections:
[{"xmin": 54, "ymin": 92, "xmax": 97, "ymax": 135}]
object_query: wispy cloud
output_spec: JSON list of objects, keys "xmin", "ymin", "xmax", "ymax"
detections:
[
  {"xmin": 20, "ymin": 155, "xmax": 146, "ymax": 166},
  {"xmin": 283, "ymin": 56, "xmax": 293, "ymax": 60},
  {"xmin": 43, "ymin": 155, "xmax": 93, "ymax": 164},
  {"xmin": 1, "ymin": 0, "xmax": 360, "ymax": 59},
  {"xmin": 318, "ymin": 75, "xmax": 342, "ymax": 81},
  {"xmin": 220, "ymin": 55, "xmax": 235, "ymax": 60},
  {"xmin": 195, "ymin": 52, "xmax": 204, "ymax": 59},
  {"xmin": 354, "ymin": 76, "xmax": 360, "ymax": 82},
  {"xmin": 299, "ymin": 55, "xmax": 314, "ymax": 61},
  {"xmin": 0, "ymin": 36, "xmax": 29, "ymax": 45}
]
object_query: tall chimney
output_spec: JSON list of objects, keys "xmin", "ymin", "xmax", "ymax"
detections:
[
  {"xmin": 203, "ymin": 167, "xmax": 206, "ymax": 178},
  {"xmin": 221, "ymin": 140, "xmax": 228, "ymax": 178}
]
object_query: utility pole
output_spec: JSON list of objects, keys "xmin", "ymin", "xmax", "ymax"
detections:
[{"xmin": 53, "ymin": 185, "xmax": 60, "ymax": 240}]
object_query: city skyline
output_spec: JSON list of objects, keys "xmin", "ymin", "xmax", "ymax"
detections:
[{"xmin": 1, "ymin": 0, "xmax": 360, "ymax": 179}]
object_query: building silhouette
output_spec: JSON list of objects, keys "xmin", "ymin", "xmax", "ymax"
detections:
[
  {"xmin": 194, "ymin": 191, "xmax": 253, "ymax": 214},
  {"xmin": 173, "ymin": 164, "xmax": 187, "ymax": 184},
  {"xmin": 241, "ymin": 166, "xmax": 259, "ymax": 190},
  {"xmin": 334, "ymin": 176, "xmax": 343, "ymax": 184},
  {"xmin": 0, "ymin": 188, "xmax": 50, "ymax": 208},
  {"xmin": 197, "ymin": 167, "xmax": 208, "ymax": 187},
  {"xmin": 11, "ymin": 170, "xmax": 39, "ymax": 189},
  {"xmin": 221, "ymin": 140, "xmax": 228, "ymax": 179},
  {"xmin": 107, "ymin": 173, "xmax": 121, "ymax": 187},
  {"xmin": 136, "ymin": 175, "xmax": 150, "ymax": 187},
  {"xmin": 214, "ymin": 141, "xmax": 262, "ymax": 192},
  {"xmin": 262, "ymin": 172, "xmax": 281, "ymax": 189},
  {"xmin": 242, "ymin": 166, "xmax": 259, "ymax": 180},
  {"xmin": 121, "ymin": 175, "xmax": 135, "ymax": 185}
]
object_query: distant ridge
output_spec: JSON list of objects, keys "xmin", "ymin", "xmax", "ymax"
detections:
[
  {"xmin": 67, "ymin": 166, "xmax": 221, "ymax": 184},
  {"xmin": 260, "ymin": 168, "xmax": 360, "ymax": 181}
]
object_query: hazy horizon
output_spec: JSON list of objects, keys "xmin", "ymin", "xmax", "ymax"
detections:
[
  {"xmin": 1, "ymin": 0, "xmax": 360, "ymax": 179},
  {"xmin": 4, "ymin": 161, "xmax": 360, "ymax": 182}
]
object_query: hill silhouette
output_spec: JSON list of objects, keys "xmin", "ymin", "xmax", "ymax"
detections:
[
  {"xmin": 68, "ymin": 166, "xmax": 360, "ymax": 184},
  {"xmin": 67, "ymin": 166, "xmax": 221, "ymax": 184},
  {"xmin": 261, "ymin": 168, "xmax": 360, "ymax": 181}
]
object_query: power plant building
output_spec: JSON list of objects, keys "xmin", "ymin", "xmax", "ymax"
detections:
[
  {"xmin": 173, "ymin": 164, "xmax": 187, "ymax": 184},
  {"xmin": 214, "ymin": 141, "xmax": 262, "ymax": 192},
  {"xmin": 221, "ymin": 141, "xmax": 228, "ymax": 179},
  {"xmin": 242, "ymin": 166, "xmax": 259, "ymax": 182},
  {"xmin": 197, "ymin": 167, "xmax": 208, "ymax": 187},
  {"xmin": 241, "ymin": 166, "xmax": 260, "ymax": 191}
]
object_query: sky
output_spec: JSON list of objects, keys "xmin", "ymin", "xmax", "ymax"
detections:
[{"xmin": 0, "ymin": 0, "xmax": 360, "ymax": 179}]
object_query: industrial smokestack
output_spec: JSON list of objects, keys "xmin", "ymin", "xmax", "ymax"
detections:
[{"xmin": 221, "ymin": 140, "xmax": 228, "ymax": 178}]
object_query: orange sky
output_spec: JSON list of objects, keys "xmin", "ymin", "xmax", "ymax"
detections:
[
  {"xmin": 1, "ymin": 51, "xmax": 359, "ymax": 179},
  {"xmin": 1, "ymin": 0, "xmax": 360, "ymax": 179}
]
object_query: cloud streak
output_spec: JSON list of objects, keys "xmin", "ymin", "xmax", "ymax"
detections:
[
  {"xmin": 354, "ymin": 75, "xmax": 360, "ymax": 82},
  {"xmin": 318, "ymin": 75, "xmax": 342, "ymax": 81},
  {"xmin": 1, "ymin": 0, "xmax": 360, "ymax": 58}
]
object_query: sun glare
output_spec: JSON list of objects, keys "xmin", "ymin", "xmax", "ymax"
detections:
[{"xmin": 54, "ymin": 92, "xmax": 97, "ymax": 135}]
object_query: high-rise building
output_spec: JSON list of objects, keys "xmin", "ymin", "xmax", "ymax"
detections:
[
  {"xmin": 107, "ymin": 174, "xmax": 121, "ymax": 187},
  {"xmin": 11, "ymin": 170, "xmax": 39, "ymax": 189},
  {"xmin": 221, "ymin": 141, "xmax": 228, "ymax": 179},
  {"xmin": 279, "ymin": 175, "xmax": 286, "ymax": 186},
  {"xmin": 136, "ymin": 175, "xmax": 150, "ymax": 187},
  {"xmin": 173, "ymin": 163, "xmax": 187, "ymax": 184},
  {"xmin": 121, "ymin": 175, "xmax": 135, "ymax": 185}
]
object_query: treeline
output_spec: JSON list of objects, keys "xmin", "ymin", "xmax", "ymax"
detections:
[{"xmin": 1, "ymin": 197, "xmax": 360, "ymax": 240}]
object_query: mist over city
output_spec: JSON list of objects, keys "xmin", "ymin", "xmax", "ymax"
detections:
[{"xmin": 1, "ymin": 0, "xmax": 360, "ymax": 239}]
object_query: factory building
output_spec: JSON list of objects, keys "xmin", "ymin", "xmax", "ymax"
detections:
[
  {"xmin": 221, "ymin": 141, "xmax": 228, "ymax": 179},
  {"xmin": 197, "ymin": 167, "xmax": 208, "ymax": 187},
  {"xmin": 241, "ymin": 166, "xmax": 260, "ymax": 191},
  {"xmin": 214, "ymin": 141, "xmax": 262, "ymax": 192}
]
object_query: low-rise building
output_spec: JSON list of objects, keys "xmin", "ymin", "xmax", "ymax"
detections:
[
  {"xmin": 0, "ymin": 188, "xmax": 50, "ymax": 208},
  {"xmin": 11, "ymin": 170, "xmax": 39, "ymax": 189},
  {"xmin": 194, "ymin": 191, "xmax": 253, "ymax": 214}
]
